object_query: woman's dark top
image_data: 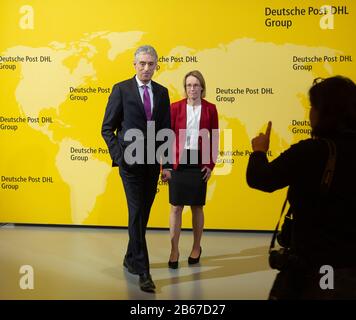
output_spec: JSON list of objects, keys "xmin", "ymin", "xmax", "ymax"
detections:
[{"xmin": 247, "ymin": 132, "xmax": 356, "ymax": 268}]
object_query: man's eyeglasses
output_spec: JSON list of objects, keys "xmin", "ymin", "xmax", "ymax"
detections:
[{"xmin": 137, "ymin": 61, "xmax": 156, "ymax": 68}]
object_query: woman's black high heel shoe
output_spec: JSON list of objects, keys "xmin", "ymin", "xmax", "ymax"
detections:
[
  {"xmin": 168, "ymin": 253, "xmax": 179, "ymax": 269},
  {"xmin": 188, "ymin": 247, "xmax": 202, "ymax": 265},
  {"xmin": 168, "ymin": 260, "xmax": 179, "ymax": 269}
]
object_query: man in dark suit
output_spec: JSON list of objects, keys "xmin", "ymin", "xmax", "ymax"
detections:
[{"xmin": 101, "ymin": 45, "xmax": 171, "ymax": 292}]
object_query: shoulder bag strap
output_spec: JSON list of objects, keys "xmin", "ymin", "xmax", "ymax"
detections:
[{"xmin": 269, "ymin": 196, "xmax": 290, "ymax": 253}]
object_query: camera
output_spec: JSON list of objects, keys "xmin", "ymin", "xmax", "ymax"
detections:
[
  {"xmin": 269, "ymin": 248, "xmax": 307, "ymax": 271},
  {"xmin": 269, "ymin": 248, "xmax": 291, "ymax": 270}
]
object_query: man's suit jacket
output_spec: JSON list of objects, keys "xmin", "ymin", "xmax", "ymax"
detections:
[
  {"xmin": 170, "ymin": 98, "xmax": 219, "ymax": 171},
  {"xmin": 102, "ymin": 76, "xmax": 171, "ymax": 167}
]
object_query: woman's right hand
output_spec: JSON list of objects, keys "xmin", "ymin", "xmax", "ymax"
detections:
[
  {"xmin": 251, "ymin": 121, "xmax": 272, "ymax": 153},
  {"xmin": 201, "ymin": 166, "xmax": 212, "ymax": 182}
]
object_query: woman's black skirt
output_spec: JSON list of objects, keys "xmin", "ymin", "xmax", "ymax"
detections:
[{"xmin": 168, "ymin": 150, "xmax": 207, "ymax": 206}]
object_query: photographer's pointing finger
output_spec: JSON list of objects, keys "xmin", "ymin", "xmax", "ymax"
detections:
[{"xmin": 265, "ymin": 121, "xmax": 272, "ymax": 138}]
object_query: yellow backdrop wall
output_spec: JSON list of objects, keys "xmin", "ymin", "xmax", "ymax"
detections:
[{"xmin": 0, "ymin": 0, "xmax": 355, "ymax": 230}]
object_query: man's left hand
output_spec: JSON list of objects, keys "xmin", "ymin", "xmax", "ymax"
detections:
[{"xmin": 161, "ymin": 169, "xmax": 171, "ymax": 182}]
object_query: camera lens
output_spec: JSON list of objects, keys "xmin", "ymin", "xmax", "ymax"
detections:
[{"xmin": 269, "ymin": 249, "xmax": 290, "ymax": 270}]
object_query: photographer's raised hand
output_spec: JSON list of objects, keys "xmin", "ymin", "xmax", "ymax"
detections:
[{"xmin": 251, "ymin": 121, "xmax": 272, "ymax": 153}]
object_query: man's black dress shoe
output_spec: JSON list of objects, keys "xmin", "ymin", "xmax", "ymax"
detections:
[
  {"xmin": 123, "ymin": 257, "xmax": 138, "ymax": 275},
  {"xmin": 188, "ymin": 247, "xmax": 202, "ymax": 265},
  {"xmin": 139, "ymin": 273, "xmax": 156, "ymax": 293}
]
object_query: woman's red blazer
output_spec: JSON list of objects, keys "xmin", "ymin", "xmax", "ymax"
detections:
[{"xmin": 170, "ymin": 98, "xmax": 219, "ymax": 170}]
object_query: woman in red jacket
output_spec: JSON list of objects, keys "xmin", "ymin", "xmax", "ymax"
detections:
[{"xmin": 162, "ymin": 70, "xmax": 219, "ymax": 269}]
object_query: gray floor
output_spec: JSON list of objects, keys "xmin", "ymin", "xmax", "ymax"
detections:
[{"xmin": 0, "ymin": 224, "xmax": 277, "ymax": 300}]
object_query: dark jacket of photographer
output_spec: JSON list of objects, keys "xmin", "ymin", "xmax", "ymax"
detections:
[{"xmin": 246, "ymin": 131, "xmax": 356, "ymax": 268}]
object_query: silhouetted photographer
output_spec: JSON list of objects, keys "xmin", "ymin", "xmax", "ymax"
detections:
[{"xmin": 247, "ymin": 76, "xmax": 356, "ymax": 299}]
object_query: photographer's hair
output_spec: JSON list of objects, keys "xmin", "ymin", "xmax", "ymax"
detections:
[
  {"xmin": 134, "ymin": 45, "xmax": 158, "ymax": 63},
  {"xmin": 183, "ymin": 70, "xmax": 206, "ymax": 98},
  {"xmin": 309, "ymin": 75, "xmax": 356, "ymax": 138}
]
